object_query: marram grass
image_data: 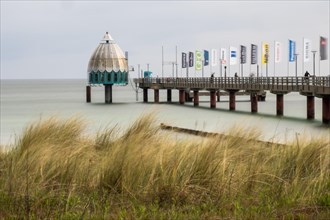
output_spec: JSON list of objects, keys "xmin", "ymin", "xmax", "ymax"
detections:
[{"xmin": 0, "ymin": 114, "xmax": 329, "ymax": 219}]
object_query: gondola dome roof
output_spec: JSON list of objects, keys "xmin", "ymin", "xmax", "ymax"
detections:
[{"xmin": 87, "ymin": 32, "xmax": 128, "ymax": 73}]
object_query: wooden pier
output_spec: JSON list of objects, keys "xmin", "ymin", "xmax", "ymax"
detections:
[{"xmin": 133, "ymin": 76, "xmax": 330, "ymax": 124}]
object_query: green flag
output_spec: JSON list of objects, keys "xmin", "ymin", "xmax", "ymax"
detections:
[{"xmin": 195, "ymin": 50, "xmax": 202, "ymax": 71}]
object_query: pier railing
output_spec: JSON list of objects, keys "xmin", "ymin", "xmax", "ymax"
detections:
[{"xmin": 134, "ymin": 76, "xmax": 330, "ymax": 95}]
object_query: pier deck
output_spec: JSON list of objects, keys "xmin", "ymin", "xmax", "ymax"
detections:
[{"xmin": 132, "ymin": 76, "xmax": 330, "ymax": 124}]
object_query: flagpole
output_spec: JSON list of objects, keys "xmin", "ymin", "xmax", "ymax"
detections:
[
  {"xmin": 240, "ymin": 46, "xmax": 242, "ymax": 77},
  {"xmin": 138, "ymin": 64, "xmax": 140, "ymax": 79},
  {"xmin": 220, "ymin": 59, "xmax": 222, "ymax": 77},
  {"xmin": 250, "ymin": 44, "xmax": 252, "ymax": 76},
  {"xmin": 261, "ymin": 42, "xmax": 263, "ymax": 77},
  {"xmin": 265, "ymin": 42, "xmax": 268, "ymax": 78},
  {"xmin": 302, "ymin": 38, "xmax": 304, "ymax": 76},
  {"xmin": 319, "ymin": 50, "xmax": 321, "ymax": 76},
  {"xmin": 162, "ymin": 46, "xmax": 164, "ymax": 78},
  {"xmin": 241, "ymin": 47, "xmax": 243, "ymax": 77},
  {"xmin": 242, "ymin": 63, "xmax": 244, "ymax": 77},
  {"xmin": 274, "ymin": 41, "xmax": 276, "ymax": 77},
  {"xmin": 229, "ymin": 63, "xmax": 230, "ymax": 77},
  {"xmin": 228, "ymin": 48, "xmax": 230, "ymax": 77},
  {"xmin": 287, "ymin": 39, "xmax": 289, "ymax": 76},
  {"xmin": 210, "ymin": 50, "xmax": 212, "ymax": 77},
  {"xmin": 210, "ymin": 65, "xmax": 212, "ymax": 77},
  {"xmin": 202, "ymin": 60, "xmax": 204, "ymax": 78},
  {"xmin": 239, "ymin": 51, "xmax": 241, "ymax": 77},
  {"xmin": 319, "ymin": 35, "xmax": 321, "ymax": 76},
  {"xmin": 175, "ymin": 45, "xmax": 178, "ymax": 78}
]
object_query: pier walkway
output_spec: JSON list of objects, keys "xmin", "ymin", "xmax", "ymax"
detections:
[{"xmin": 133, "ymin": 76, "xmax": 330, "ymax": 124}]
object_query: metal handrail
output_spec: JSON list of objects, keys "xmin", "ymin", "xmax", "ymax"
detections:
[{"xmin": 134, "ymin": 76, "xmax": 330, "ymax": 94}]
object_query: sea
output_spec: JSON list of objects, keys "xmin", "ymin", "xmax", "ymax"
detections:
[{"xmin": 1, "ymin": 79, "xmax": 329, "ymax": 146}]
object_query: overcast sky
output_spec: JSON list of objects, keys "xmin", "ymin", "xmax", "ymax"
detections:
[{"xmin": 1, "ymin": 0, "xmax": 329, "ymax": 79}]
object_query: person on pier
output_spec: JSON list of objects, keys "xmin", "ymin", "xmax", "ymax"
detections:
[
  {"xmin": 304, "ymin": 71, "xmax": 311, "ymax": 80},
  {"xmin": 210, "ymin": 73, "xmax": 215, "ymax": 83}
]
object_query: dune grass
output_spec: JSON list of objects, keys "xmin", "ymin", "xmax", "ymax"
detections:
[{"xmin": 0, "ymin": 114, "xmax": 329, "ymax": 219}]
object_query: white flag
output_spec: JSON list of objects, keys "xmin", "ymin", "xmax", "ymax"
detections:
[
  {"xmin": 211, "ymin": 49, "xmax": 217, "ymax": 66},
  {"xmin": 230, "ymin": 47, "xmax": 237, "ymax": 65},
  {"xmin": 303, "ymin": 38, "xmax": 311, "ymax": 62},
  {"xmin": 220, "ymin": 48, "xmax": 227, "ymax": 64},
  {"xmin": 275, "ymin": 41, "xmax": 282, "ymax": 63}
]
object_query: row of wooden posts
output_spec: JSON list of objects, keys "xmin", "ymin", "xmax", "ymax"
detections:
[{"xmin": 141, "ymin": 87, "xmax": 329, "ymax": 124}]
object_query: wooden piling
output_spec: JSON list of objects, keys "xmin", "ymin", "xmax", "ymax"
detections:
[
  {"xmin": 105, "ymin": 84, "xmax": 112, "ymax": 103},
  {"xmin": 251, "ymin": 93, "xmax": 258, "ymax": 113},
  {"xmin": 143, "ymin": 88, "xmax": 148, "ymax": 103},
  {"xmin": 210, "ymin": 90, "xmax": 216, "ymax": 108},
  {"xmin": 322, "ymin": 96, "xmax": 330, "ymax": 124},
  {"xmin": 229, "ymin": 91, "xmax": 236, "ymax": 111},
  {"xmin": 179, "ymin": 90, "xmax": 185, "ymax": 105},
  {"xmin": 154, "ymin": 89, "xmax": 159, "ymax": 103},
  {"xmin": 276, "ymin": 94, "xmax": 284, "ymax": 116},
  {"xmin": 307, "ymin": 96, "xmax": 315, "ymax": 120},
  {"xmin": 86, "ymin": 85, "xmax": 91, "ymax": 103},
  {"xmin": 194, "ymin": 90, "xmax": 199, "ymax": 106},
  {"xmin": 167, "ymin": 89, "xmax": 172, "ymax": 102}
]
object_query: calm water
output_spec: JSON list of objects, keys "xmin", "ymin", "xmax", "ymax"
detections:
[{"xmin": 1, "ymin": 79, "xmax": 329, "ymax": 146}]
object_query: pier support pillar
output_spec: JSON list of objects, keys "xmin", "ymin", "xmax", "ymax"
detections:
[
  {"xmin": 276, "ymin": 94, "xmax": 284, "ymax": 116},
  {"xmin": 194, "ymin": 90, "xmax": 199, "ymax": 106},
  {"xmin": 322, "ymin": 96, "xmax": 330, "ymax": 124},
  {"xmin": 105, "ymin": 84, "xmax": 112, "ymax": 104},
  {"xmin": 250, "ymin": 93, "xmax": 258, "ymax": 113},
  {"xmin": 167, "ymin": 89, "xmax": 172, "ymax": 102},
  {"xmin": 154, "ymin": 89, "xmax": 159, "ymax": 103},
  {"xmin": 210, "ymin": 90, "xmax": 216, "ymax": 108},
  {"xmin": 217, "ymin": 90, "xmax": 220, "ymax": 102},
  {"xmin": 143, "ymin": 88, "xmax": 148, "ymax": 103},
  {"xmin": 307, "ymin": 96, "xmax": 315, "ymax": 120},
  {"xmin": 179, "ymin": 90, "xmax": 185, "ymax": 105},
  {"xmin": 86, "ymin": 85, "xmax": 91, "ymax": 103},
  {"xmin": 229, "ymin": 91, "xmax": 236, "ymax": 111}
]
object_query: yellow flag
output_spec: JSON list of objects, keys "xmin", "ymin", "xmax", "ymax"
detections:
[{"xmin": 262, "ymin": 42, "xmax": 269, "ymax": 64}]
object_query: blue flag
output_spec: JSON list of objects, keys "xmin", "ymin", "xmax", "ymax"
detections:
[
  {"xmin": 289, "ymin": 40, "xmax": 296, "ymax": 62},
  {"xmin": 204, "ymin": 50, "xmax": 209, "ymax": 66}
]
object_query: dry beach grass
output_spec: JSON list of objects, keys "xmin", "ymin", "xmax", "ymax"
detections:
[{"xmin": 0, "ymin": 114, "xmax": 329, "ymax": 219}]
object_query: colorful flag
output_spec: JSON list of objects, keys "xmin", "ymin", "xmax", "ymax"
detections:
[
  {"xmin": 251, "ymin": 44, "xmax": 258, "ymax": 64},
  {"xmin": 230, "ymin": 47, "xmax": 237, "ymax": 65},
  {"xmin": 211, "ymin": 49, "xmax": 218, "ymax": 66},
  {"xmin": 189, "ymin": 52, "xmax": 194, "ymax": 67},
  {"xmin": 303, "ymin": 38, "xmax": 311, "ymax": 62},
  {"xmin": 204, "ymin": 50, "xmax": 209, "ymax": 66},
  {"xmin": 275, "ymin": 41, "xmax": 282, "ymax": 63},
  {"xmin": 195, "ymin": 50, "xmax": 202, "ymax": 70},
  {"xmin": 320, "ymin": 36, "xmax": 328, "ymax": 60},
  {"xmin": 262, "ymin": 42, "xmax": 269, "ymax": 64},
  {"xmin": 240, "ymin": 45, "xmax": 246, "ymax": 64},
  {"xmin": 289, "ymin": 39, "xmax": 296, "ymax": 62},
  {"xmin": 182, "ymin": 52, "xmax": 187, "ymax": 68},
  {"xmin": 220, "ymin": 48, "xmax": 227, "ymax": 64}
]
